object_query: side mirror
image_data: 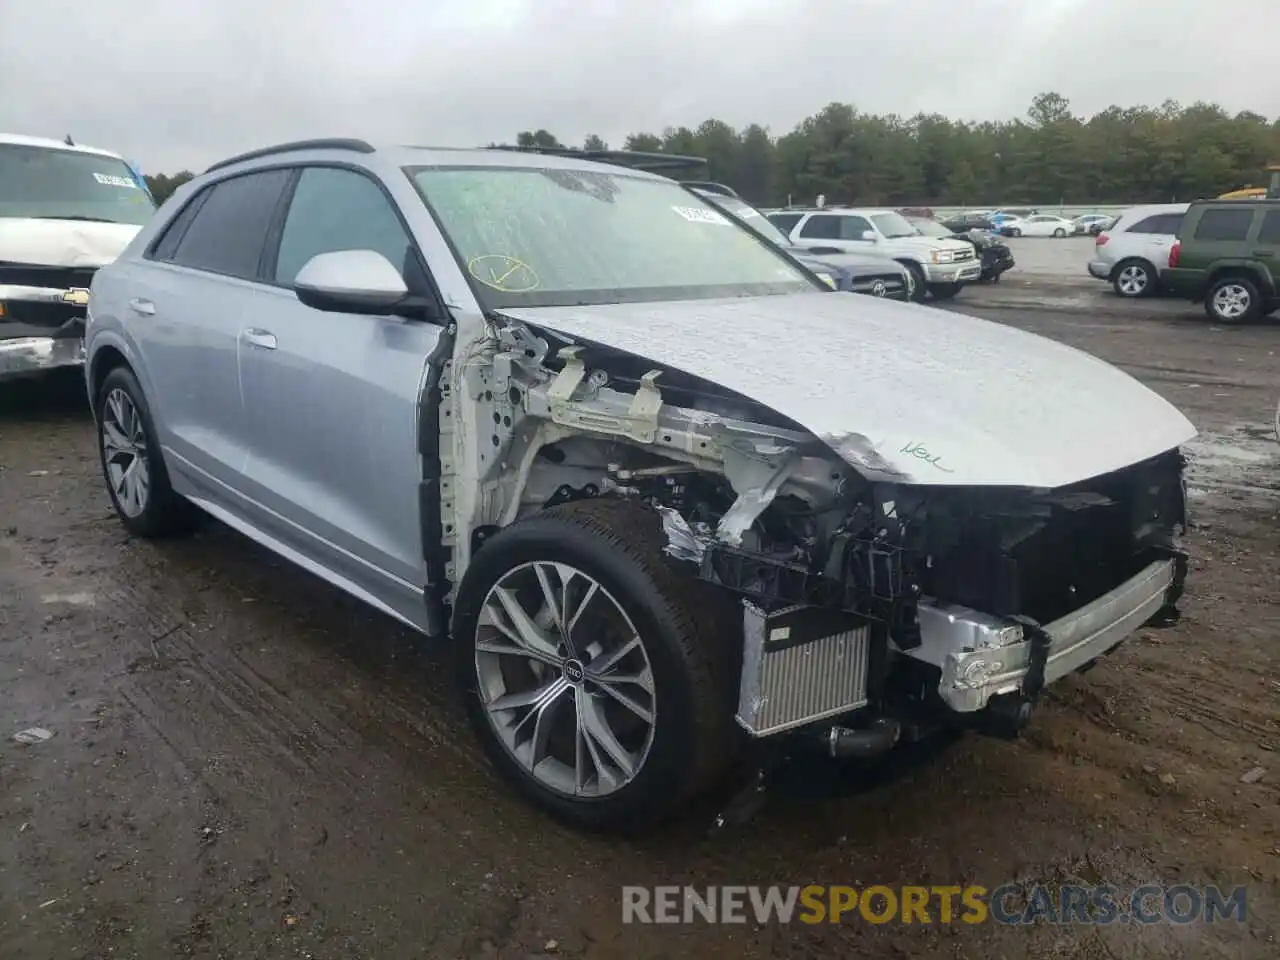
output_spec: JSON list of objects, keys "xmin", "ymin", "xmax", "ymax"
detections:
[
  {"xmin": 860, "ymin": 230, "xmax": 878, "ymax": 242},
  {"xmin": 293, "ymin": 249, "xmax": 410, "ymax": 316}
]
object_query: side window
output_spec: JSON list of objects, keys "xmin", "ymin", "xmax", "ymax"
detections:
[
  {"xmin": 170, "ymin": 169, "xmax": 291, "ymax": 279},
  {"xmin": 766, "ymin": 212, "xmax": 803, "ymax": 234},
  {"xmin": 1258, "ymin": 211, "xmax": 1280, "ymax": 245},
  {"xmin": 798, "ymin": 215, "xmax": 841, "ymax": 240},
  {"xmin": 1152, "ymin": 214, "xmax": 1184, "ymax": 235},
  {"xmin": 1194, "ymin": 207, "xmax": 1254, "ymax": 242},
  {"xmin": 149, "ymin": 188, "xmax": 209, "ymax": 262},
  {"xmin": 273, "ymin": 166, "xmax": 416, "ymax": 285},
  {"xmin": 838, "ymin": 216, "xmax": 873, "ymax": 240},
  {"xmin": 1128, "ymin": 214, "xmax": 1178, "ymax": 234}
]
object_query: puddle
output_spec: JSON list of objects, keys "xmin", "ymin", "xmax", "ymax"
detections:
[
  {"xmin": 1183, "ymin": 422, "xmax": 1280, "ymax": 502},
  {"xmin": 39, "ymin": 592, "xmax": 96, "ymax": 607}
]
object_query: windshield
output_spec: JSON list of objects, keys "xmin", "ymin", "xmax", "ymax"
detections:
[
  {"xmin": 409, "ymin": 166, "xmax": 816, "ymax": 308},
  {"xmin": 870, "ymin": 212, "xmax": 917, "ymax": 239},
  {"xmin": 909, "ymin": 218, "xmax": 952, "ymax": 238},
  {"xmin": 0, "ymin": 143, "xmax": 155, "ymax": 225},
  {"xmin": 701, "ymin": 194, "xmax": 794, "ymax": 248}
]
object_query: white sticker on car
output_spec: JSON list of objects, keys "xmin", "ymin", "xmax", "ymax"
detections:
[
  {"xmin": 671, "ymin": 205, "xmax": 730, "ymax": 225},
  {"xmin": 93, "ymin": 172, "xmax": 139, "ymax": 189}
]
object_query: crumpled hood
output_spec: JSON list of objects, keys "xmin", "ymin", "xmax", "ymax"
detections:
[
  {"xmin": 0, "ymin": 218, "xmax": 142, "ymax": 269},
  {"xmin": 497, "ymin": 292, "xmax": 1196, "ymax": 489}
]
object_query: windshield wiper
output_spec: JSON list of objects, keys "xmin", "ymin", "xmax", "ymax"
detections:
[{"xmin": 29, "ymin": 215, "xmax": 120, "ymax": 224}]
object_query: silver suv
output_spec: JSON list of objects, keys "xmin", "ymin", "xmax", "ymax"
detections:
[
  {"xmin": 86, "ymin": 140, "xmax": 1196, "ymax": 830},
  {"xmin": 766, "ymin": 208, "xmax": 981, "ymax": 302},
  {"xmin": 1087, "ymin": 203, "xmax": 1188, "ymax": 298}
]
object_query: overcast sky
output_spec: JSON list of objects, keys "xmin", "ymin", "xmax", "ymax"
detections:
[{"xmin": 2, "ymin": 0, "xmax": 1277, "ymax": 173}]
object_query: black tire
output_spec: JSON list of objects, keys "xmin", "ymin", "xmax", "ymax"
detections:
[
  {"xmin": 451, "ymin": 498, "xmax": 739, "ymax": 832},
  {"xmin": 901, "ymin": 261, "xmax": 928, "ymax": 302},
  {"xmin": 1204, "ymin": 275, "xmax": 1262, "ymax": 324},
  {"xmin": 95, "ymin": 365, "xmax": 198, "ymax": 538},
  {"xmin": 1053, "ymin": 228, "xmax": 1067, "ymax": 238},
  {"xmin": 928, "ymin": 282, "xmax": 962, "ymax": 300},
  {"xmin": 1010, "ymin": 228, "xmax": 1022, "ymax": 238},
  {"xmin": 1111, "ymin": 259, "xmax": 1156, "ymax": 299}
]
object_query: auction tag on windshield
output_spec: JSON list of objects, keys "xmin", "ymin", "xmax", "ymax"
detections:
[
  {"xmin": 93, "ymin": 172, "xmax": 138, "ymax": 188},
  {"xmin": 671, "ymin": 205, "xmax": 730, "ymax": 225}
]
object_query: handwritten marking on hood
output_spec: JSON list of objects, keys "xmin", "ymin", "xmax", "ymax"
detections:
[{"xmin": 901, "ymin": 441, "xmax": 955, "ymax": 474}]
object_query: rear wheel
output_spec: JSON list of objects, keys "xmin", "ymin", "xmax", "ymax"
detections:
[
  {"xmin": 929, "ymin": 282, "xmax": 962, "ymax": 300},
  {"xmin": 1205, "ymin": 276, "xmax": 1261, "ymax": 324},
  {"xmin": 1112, "ymin": 259, "xmax": 1155, "ymax": 298},
  {"xmin": 451, "ymin": 499, "xmax": 738, "ymax": 832},
  {"xmin": 95, "ymin": 366, "xmax": 198, "ymax": 538}
]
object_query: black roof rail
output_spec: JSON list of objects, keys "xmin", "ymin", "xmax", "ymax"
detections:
[
  {"xmin": 487, "ymin": 145, "xmax": 708, "ymax": 175},
  {"xmin": 205, "ymin": 138, "xmax": 376, "ymax": 174},
  {"xmin": 682, "ymin": 180, "xmax": 740, "ymax": 198}
]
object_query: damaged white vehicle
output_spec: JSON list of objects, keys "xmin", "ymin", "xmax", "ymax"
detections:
[
  {"xmin": 85, "ymin": 141, "xmax": 1195, "ymax": 830},
  {"xmin": 1, "ymin": 133, "xmax": 155, "ymax": 382}
]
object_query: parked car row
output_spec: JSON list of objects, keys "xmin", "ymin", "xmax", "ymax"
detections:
[
  {"xmin": 762, "ymin": 207, "xmax": 994, "ymax": 302},
  {"xmin": 1086, "ymin": 196, "xmax": 1280, "ymax": 323}
]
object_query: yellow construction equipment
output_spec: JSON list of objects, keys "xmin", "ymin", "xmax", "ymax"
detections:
[{"xmin": 1218, "ymin": 162, "xmax": 1280, "ymax": 200}]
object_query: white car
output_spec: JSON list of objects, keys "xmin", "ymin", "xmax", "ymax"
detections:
[
  {"xmin": 766, "ymin": 207, "xmax": 981, "ymax": 302},
  {"xmin": 1087, "ymin": 203, "xmax": 1189, "ymax": 298},
  {"xmin": 1072, "ymin": 214, "xmax": 1115, "ymax": 235},
  {"xmin": 1004, "ymin": 215, "xmax": 1075, "ymax": 238}
]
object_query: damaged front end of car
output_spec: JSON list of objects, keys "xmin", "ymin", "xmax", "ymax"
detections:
[{"xmin": 446, "ymin": 314, "xmax": 1190, "ymax": 771}]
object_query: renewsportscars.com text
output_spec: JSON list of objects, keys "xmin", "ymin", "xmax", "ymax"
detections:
[{"xmin": 621, "ymin": 884, "xmax": 1248, "ymax": 926}]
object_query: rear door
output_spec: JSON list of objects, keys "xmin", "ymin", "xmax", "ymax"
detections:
[
  {"xmin": 1125, "ymin": 211, "xmax": 1186, "ymax": 265},
  {"xmin": 122, "ymin": 168, "xmax": 291, "ymax": 496},
  {"xmin": 1185, "ymin": 205, "xmax": 1259, "ymax": 275},
  {"xmin": 234, "ymin": 164, "xmax": 446, "ymax": 628}
]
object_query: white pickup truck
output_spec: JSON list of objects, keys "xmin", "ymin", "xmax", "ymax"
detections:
[
  {"xmin": 766, "ymin": 207, "xmax": 982, "ymax": 302},
  {"xmin": 0, "ymin": 134, "xmax": 156, "ymax": 382}
]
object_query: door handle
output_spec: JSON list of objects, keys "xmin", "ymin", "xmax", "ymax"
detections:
[
  {"xmin": 128, "ymin": 298, "xmax": 155, "ymax": 316},
  {"xmin": 242, "ymin": 328, "xmax": 278, "ymax": 350},
  {"xmin": 1253, "ymin": 250, "xmax": 1274, "ymax": 258}
]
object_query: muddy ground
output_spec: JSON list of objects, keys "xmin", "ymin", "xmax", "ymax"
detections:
[{"xmin": 1, "ymin": 306, "xmax": 1278, "ymax": 959}]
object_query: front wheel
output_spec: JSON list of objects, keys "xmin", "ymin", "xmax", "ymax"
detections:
[
  {"xmin": 1009, "ymin": 228, "xmax": 1022, "ymax": 238},
  {"xmin": 929, "ymin": 282, "xmax": 962, "ymax": 300},
  {"xmin": 451, "ymin": 499, "xmax": 738, "ymax": 832},
  {"xmin": 1205, "ymin": 276, "xmax": 1261, "ymax": 324},
  {"xmin": 1053, "ymin": 228, "xmax": 1067, "ymax": 238},
  {"xmin": 902, "ymin": 262, "xmax": 928, "ymax": 302}
]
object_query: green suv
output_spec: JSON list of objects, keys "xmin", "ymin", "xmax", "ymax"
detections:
[{"xmin": 1162, "ymin": 199, "xmax": 1280, "ymax": 323}]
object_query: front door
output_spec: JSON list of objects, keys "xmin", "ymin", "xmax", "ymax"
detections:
[{"xmin": 234, "ymin": 165, "xmax": 446, "ymax": 629}]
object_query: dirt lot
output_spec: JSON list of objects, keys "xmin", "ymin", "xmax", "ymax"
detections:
[{"xmin": 2, "ymin": 306, "xmax": 1278, "ymax": 959}]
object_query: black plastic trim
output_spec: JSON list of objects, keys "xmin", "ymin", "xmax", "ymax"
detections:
[{"xmin": 204, "ymin": 138, "xmax": 375, "ymax": 174}]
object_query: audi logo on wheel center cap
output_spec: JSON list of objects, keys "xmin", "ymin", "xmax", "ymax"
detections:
[
  {"xmin": 563, "ymin": 659, "xmax": 586, "ymax": 683},
  {"xmin": 871, "ymin": 280, "xmax": 887, "ymax": 297}
]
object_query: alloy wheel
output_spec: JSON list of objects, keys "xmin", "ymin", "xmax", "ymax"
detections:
[
  {"xmin": 1117, "ymin": 265, "xmax": 1149, "ymax": 296},
  {"xmin": 474, "ymin": 561, "xmax": 656, "ymax": 798},
  {"xmin": 101, "ymin": 388, "xmax": 151, "ymax": 518},
  {"xmin": 1212, "ymin": 283, "xmax": 1251, "ymax": 320}
]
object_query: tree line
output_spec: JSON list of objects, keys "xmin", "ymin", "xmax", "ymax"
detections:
[{"xmin": 145, "ymin": 92, "xmax": 1280, "ymax": 209}]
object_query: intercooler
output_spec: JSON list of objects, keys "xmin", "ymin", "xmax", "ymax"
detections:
[{"xmin": 736, "ymin": 602, "xmax": 871, "ymax": 737}]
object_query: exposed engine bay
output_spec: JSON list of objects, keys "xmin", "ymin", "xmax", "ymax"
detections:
[{"xmin": 443, "ymin": 317, "xmax": 1189, "ymax": 750}]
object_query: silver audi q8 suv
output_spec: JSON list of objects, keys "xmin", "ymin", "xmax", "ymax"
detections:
[{"xmin": 86, "ymin": 140, "xmax": 1195, "ymax": 831}]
